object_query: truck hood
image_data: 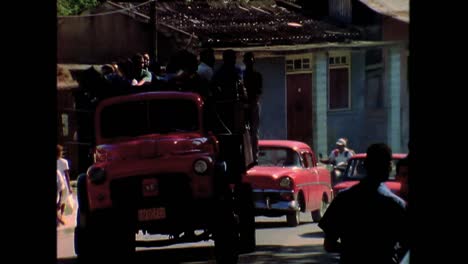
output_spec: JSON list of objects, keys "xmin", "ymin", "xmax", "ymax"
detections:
[{"xmin": 94, "ymin": 133, "xmax": 212, "ymax": 162}]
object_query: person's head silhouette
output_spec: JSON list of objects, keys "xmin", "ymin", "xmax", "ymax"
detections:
[
  {"xmin": 364, "ymin": 143, "xmax": 392, "ymax": 185},
  {"xmin": 223, "ymin": 49, "xmax": 237, "ymax": 66}
]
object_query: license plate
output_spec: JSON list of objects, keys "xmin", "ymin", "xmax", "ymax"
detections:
[{"xmin": 138, "ymin": 207, "xmax": 166, "ymax": 221}]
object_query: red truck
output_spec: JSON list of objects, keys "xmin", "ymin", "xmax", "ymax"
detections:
[{"xmin": 74, "ymin": 91, "xmax": 256, "ymax": 263}]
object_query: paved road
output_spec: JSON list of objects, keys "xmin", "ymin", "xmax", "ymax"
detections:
[{"xmin": 57, "ymin": 199, "xmax": 339, "ymax": 264}]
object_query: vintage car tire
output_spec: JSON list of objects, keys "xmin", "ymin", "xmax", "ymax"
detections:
[
  {"xmin": 287, "ymin": 194, "xmax": 303, "ymax": 227},
  {"xmin": 234, "ymin": 183, "xmax": 256, "ymax": 253},
  {"xmin": 286, "ymin": 210, "xmax": 300, "ymax": 227},
  {"xmin": 213, "ymin": 196, "xmax": 240, "ymax": 264},
  {"xmin": 311, "ymin": 194, "xmax": 329, "ymax": 222}
]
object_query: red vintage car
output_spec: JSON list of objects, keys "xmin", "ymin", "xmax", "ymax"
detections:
[
  {"xmin": 244, "ymin": 140, "xmax": 333, "ymax": 226},
  {"xmin": 332, "ymin": 153, "xmax": 407, "ymax": 197}
]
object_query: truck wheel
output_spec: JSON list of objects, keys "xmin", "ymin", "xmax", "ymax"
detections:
[
  {"xmin": 214, "ymin": 209, "xmax": 239, "ymax": 264},
  {"xmin": 235, "ymin": 183, "xmax": 256, "ymax": 253},
  {"xmin": 76, "ymin": 211, "xmax": 135, "ymax": 262},
  {"xmin": 74, "ymin": 175, "xmax": 134, "ymax": 262},
  {"xmin": 213, "ymin": 190, "xmax": 239, "ymax": 264}
]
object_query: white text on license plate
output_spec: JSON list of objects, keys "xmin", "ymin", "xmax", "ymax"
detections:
[{"xmin": 138, "ymin": 207, "xmax": 166, "ymax": 221}]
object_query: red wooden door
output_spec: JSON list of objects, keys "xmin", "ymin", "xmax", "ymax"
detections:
[{"xmin": 287, "ymin": 74, "xmax": 313, "ymax": 146}]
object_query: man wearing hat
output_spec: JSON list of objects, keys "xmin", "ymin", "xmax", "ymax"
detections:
[{"xmin": 327, "ymin": 138, "xmax": 355, "ymax": 167}]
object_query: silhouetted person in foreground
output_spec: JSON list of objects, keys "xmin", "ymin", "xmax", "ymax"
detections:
[{"xmin": 319, "ymin": 143, "xmax": 408, "ymax": 264}]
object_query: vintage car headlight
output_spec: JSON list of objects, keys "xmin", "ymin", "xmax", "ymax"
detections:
[
  {"xmin": 279, "ymin": 176, "xmax": 293, "ymax": 188},
  {"xmin": 87, "ymin": 167, "xmax": 106, "ymax": 184},
  {"xmin": 193, "ymin": 159, "xmax": 208, "ymax": 174}
]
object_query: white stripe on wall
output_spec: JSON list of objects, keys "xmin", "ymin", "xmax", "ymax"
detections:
[
  {"xmin": 314, "ymin": 52, "xmax": 328, "ymax": 156},
  {"xmin": 387, "ymin": 46, "xmax": 401, "ymax": 153}
]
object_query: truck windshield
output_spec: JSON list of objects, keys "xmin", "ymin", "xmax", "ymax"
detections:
[{"xmin": 100, "ymin": 99, "xmax": 199, "ymax": 139}]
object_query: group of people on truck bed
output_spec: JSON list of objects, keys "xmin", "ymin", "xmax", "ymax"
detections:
[{"xmin": 76, "ymin": 48, "xmax": 263, "ymax": 163}]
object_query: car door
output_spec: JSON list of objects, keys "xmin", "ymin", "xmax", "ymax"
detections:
[{"xmin": 300, "ymin": 150, "xmax": 320, "ymax": 211}]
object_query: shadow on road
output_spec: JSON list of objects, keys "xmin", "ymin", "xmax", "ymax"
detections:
[
  {"xmin": 299, "ymin": 230, "xmax": 325, "ymax": 239},
  {"xmin": 57, "ymin": 244, "xmax": 339, "ymax": 264},
  {"xmin": 255, "ymin": 220, "xmax": 314, "ymax": 229}
]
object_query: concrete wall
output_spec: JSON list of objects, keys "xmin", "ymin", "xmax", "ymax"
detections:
[{"xmin": 58, "ymin": 13, "xmax": 152, "ymax": 64}]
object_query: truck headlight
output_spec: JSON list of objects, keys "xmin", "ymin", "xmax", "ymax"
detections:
[
  {"xmin": 193, "ymin": 159, "xmax": 208, "ymax": 174},
  {"xmin": 87, "ymin": 167, "xmax": 106, "ymax": 184}
]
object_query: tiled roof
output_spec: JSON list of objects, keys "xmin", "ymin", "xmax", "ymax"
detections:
[{"xmin": 118, "ymin": 0, "xmax": 362, "ymax": 47}]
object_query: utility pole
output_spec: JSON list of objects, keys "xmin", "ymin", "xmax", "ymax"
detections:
[{"xmin": 149, "ymin": 0, "xmax": 157, "ymax": 61}]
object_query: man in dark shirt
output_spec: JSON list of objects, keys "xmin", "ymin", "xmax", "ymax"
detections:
[
  {"xmin": 243, "ymin": 52, "xmax": 262, "ymax": 163},
  {"xmin": 211, "ymin": 49, "xmax": 246, "ymax": 133},
  {"xmin": 318, "ymin": 143, "xmax": 408, "ymax": 264}
]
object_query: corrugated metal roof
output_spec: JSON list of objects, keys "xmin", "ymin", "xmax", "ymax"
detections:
[
  {"xmin": 359, "ymin": 0, "xmax": 409, "ymax": 23},
  {"xmin": 114, "ymin": 0, "xmax": 362, "ymax": 47}
]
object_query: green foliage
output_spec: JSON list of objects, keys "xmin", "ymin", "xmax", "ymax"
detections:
[{"xmin": 57, "ymin": 0, "xmax": 100, "ymax": 16}]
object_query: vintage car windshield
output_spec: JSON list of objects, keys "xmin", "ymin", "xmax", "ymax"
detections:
[
  {"xmin": 100, "ymin": 99, "xmax": 199, "ymax": 139},
  {"xmin": 343, "ymin": 158, "xmax": 399, "ymax": 181},
  {"xmin": 258, "ymin": 147, "xmax": 302, "ymax": 168}
]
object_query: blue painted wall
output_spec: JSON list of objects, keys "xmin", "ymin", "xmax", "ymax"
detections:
[
  {"xmin": 226, "ymin": 50, "xmax": 400, "ymax": 155},
  {"xmin": 256, "ymin": 57, "xmax": 287, "ymax": 140},
  {"xmin": 326, "ymin": 50, "xmax": 368, "ymax": 153}
]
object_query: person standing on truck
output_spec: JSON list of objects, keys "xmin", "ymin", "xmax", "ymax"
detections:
[
  {"xmin": 211, "ymin": 49, "xmax": 247, "ymax": 133},
  {"xmin": 130, "ymin": 53, "xmax": 152, "ymax": 87},
  {"xmin": 197, "ymin": 48, "xmax": 215, "ymax": 82},
  {"xmin": 242, "ymin": 52, "xmax": 262, "ymax": 164}
]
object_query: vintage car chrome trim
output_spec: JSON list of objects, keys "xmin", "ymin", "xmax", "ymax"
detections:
[
  {"xmin": 296, "ymin": 181, "xmax": 331, "ymax": 188},
  {"xmin": 254, "ymin": 200, "xmax": 299, "ymax": 211},
  {"xmin": 252, "ymin": 189, "xmax": 294, "ymax": 193},
  {"xmin": 252, "ymin": 189, "xmax": 298, "ymax": 211}
]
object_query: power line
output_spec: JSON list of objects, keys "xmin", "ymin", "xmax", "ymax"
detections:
[{"xmin": 57, "ymin": 0, "xmax": 155, "ymax": 19}]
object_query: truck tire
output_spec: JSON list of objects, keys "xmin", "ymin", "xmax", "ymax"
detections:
[
  {"xmin": 213, "ymin": 192, "xmax": 239, "ymax": 264},
  {"xmin": 234, "ymin": 183, "xmax": 256, "ymax": 253},
  {"xmin": 74, "ymin": 174, "xmax": 134, "ymax": 262}
]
